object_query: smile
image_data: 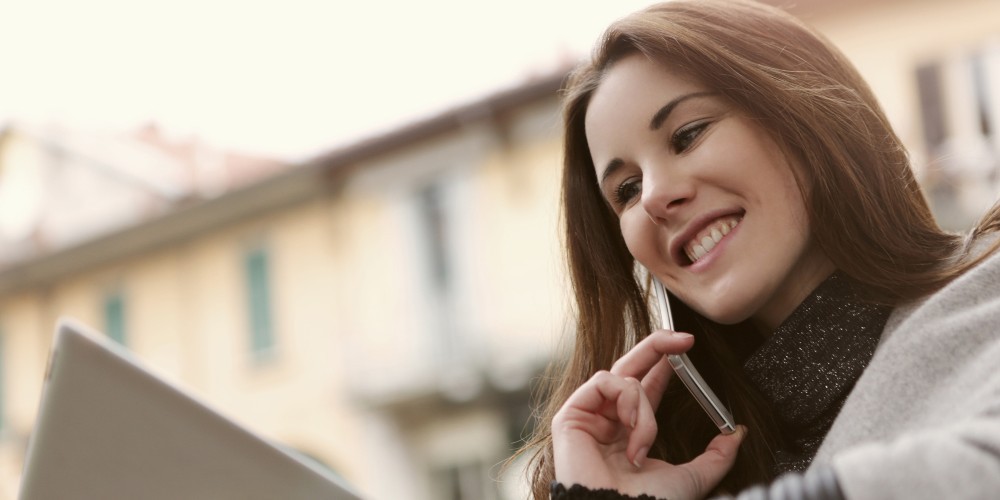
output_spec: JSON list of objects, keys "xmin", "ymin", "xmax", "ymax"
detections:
[{"xmin": 684, "ymin": 215, "xmax": 742, "ymax": 264}]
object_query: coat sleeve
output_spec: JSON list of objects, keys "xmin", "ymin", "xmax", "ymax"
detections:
[
  {"xmin": 818, "ymin": 235, "xmax": 1000, "ymax": 499},
  {"xmin": 831, "ymin": 416, "xmax": 1000, "ymax": 499},
  {"xmin": 830, "ymin": 240, "xmax": 1000, "ymax": 498}
]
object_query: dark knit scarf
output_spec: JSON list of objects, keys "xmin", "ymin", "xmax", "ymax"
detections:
[{"xmin": 743, "ymin": 272, "xmax": 891, "ymax": 474}]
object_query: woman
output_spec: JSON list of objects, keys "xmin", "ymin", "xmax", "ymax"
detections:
[{"xmin": 519, "ymin": 0, "xmax": 1000, "ymax": 499}]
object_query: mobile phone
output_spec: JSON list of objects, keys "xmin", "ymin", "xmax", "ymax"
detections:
[{"xmin": 651, "ymin": 277, "xmax": 737, "ymax": 435}]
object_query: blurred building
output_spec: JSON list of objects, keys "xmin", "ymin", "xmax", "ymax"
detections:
[
  {"xmin": 776, "ymin": 0, "xmax": 1000, "ymax": 229},
  {"xmin": 0, "ymin": 1, "xmax": 998, "ymax": 499},
  {"xmin": 0, "ymin": 73, "xmax": 569, "ymax": 500}
]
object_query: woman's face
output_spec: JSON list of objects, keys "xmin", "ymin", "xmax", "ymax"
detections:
[{"xmin": 585, "ymin": 54, "xmax": 833, "ymax": 330}]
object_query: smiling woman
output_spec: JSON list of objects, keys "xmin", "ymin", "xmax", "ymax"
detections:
[{"xmin": 515, "ymin": 0, "xmax": 1000, "ymax": 499}]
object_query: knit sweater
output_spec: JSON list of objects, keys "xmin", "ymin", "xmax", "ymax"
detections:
[
  {"xmin": 742, "ymin": 272, "xmax": 890, "ymax": 474},
  {"xmin": 812, "ymin": 234, "xmax": 1000, "ymax": 499}
]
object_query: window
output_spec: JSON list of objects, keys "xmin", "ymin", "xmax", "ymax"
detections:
[
  {"xmin": 971, "ymin": 50, "xmax": 995, "ymax": 139},
  {"xmin": 916, "ymin": 42, "xmax": 1000, "ymax": 229},
  {"xmin": 916, "ymin": 47, "xmax": 1000, "ymax": 157},
  {"xmin": 103, "ymin": 290, "xmax": 127, "ymax": 345},
  {"xmin": 416, "ymin": 182, "xmax": 451, "ymax": 292},
  {"xmin": 244, "ymin": 245, "xmax": 276, "ymax": 361},
  {"xmin": 413, "ymin": 179, "xmax": 466, "ymax": 361},
  {"xmin": 916, "ymin": 62, "xmax": 947, "ymax": 153}
]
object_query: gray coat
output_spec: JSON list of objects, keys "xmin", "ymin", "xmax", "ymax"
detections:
[{"xmin": 814, "ymin": 233, "xmax": 1000, "ymax": 499}]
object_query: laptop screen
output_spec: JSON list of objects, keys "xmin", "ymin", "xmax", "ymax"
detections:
[{"xmin": 19, "ymin": 318, "xmax": 362, "ymax": 500}]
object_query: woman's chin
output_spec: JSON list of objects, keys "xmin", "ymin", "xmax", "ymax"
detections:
[{"xmin": 693, "ymin": 303, "xmax": 753, "ymax": 326}]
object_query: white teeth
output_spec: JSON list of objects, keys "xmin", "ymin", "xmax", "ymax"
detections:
[
  {"xmin": 701, "ymin": 236, "xmax": 716, "ymax": 252},
  {"xmin": 684, "ymin": 216, "xmax": 742, "ymax": 264}
]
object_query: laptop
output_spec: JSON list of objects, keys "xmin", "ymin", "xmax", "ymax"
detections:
[{"xmin": 18, "ymin": 318, "xmax": 363, "ymax": 500}]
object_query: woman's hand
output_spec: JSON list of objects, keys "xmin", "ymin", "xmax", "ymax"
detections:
[{"xmin": 551, "ymin": 330, "xmax": 746, "ymax": 500}]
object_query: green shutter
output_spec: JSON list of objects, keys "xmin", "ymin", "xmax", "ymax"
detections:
[
  {"xmin": 244, "ymin": 247, "xmax": 275, "ymax": 360},
  {"xmin": 104, "ymin": 292, "xmax": 127, "ymax": 345}
]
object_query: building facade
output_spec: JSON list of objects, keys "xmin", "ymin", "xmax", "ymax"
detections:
[{"xmin": 0, "ymin": 75, "xmax": 569, "ymax": 499}]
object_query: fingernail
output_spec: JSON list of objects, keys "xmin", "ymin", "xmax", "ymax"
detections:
[
  {"xmin": 632, "ymin": 447, "xmax": 649, "ymax": 469},
  {"xmin": 671, "ymin": 331, "xmax": 692, "ymax": 339},
  {"xmin": 630, "ymin": 409, "xmax": 637, "ymax": 429}
]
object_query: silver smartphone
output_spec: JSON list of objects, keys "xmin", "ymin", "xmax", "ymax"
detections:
[{"xmin": 651, "ymin": 277, "xmax": 737, "ymax": 435}]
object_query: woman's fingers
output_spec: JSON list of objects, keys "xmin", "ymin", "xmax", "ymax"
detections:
[
  {"xmin": 611, "ymin": 329, "xmax": 693, "ymax": 379},
  {"xmin": 626, "ymin": 376, "xmax": 658, "ymax": 468},
  {"xmin": 561, "ymin": 371, "xmax": 632, "ymax": 414},
  {"xmin": 555, "ymin": 372, "xmax": 655, "ymax": 452},
  {"xmin": 611, "ymin": 329, "xmax": 694, "ymax": 407},
  {"xmin": 677, "ymin": 426, "xmax": 748, "ymax": 498},
  {"xmin": 557, "ymin": 371, "xmax": 640, "ymax": 433},
  {"xmin": 614, "ymin": 375, "xmax": 642, "ymax": 429},
  {"xmin": 639, "ymin": 354, "xmax": 673, "ymax": 410},
  {"xmin": 563, "ymin": 330, "xmax": 692, "ymax": 428}
]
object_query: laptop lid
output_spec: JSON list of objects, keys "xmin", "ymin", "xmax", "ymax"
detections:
[{"xmin": 18, "ymin": 318, "xmax": 362, "ymax": 500}]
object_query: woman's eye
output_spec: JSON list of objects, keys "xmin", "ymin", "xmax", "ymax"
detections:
[
  {"xmin": 671, "ymin": 121, "xmax": 710, "ymax": 153},
  {"xmin": 613, "ymin": 179, "xmax": 642, "ymax": 207}
]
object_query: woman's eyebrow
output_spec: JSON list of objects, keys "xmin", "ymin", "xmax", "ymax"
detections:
[
  {"xmin": 599, "ymin": 158, "xmax": 625, "ymax": 188},
  {"xmin": 649, "ymin": 91, "xmax": 717, "ymax": 130}
]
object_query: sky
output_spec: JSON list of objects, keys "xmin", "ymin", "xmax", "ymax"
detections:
[{"xmin": 0, "ymin": 0, "xmax": 657, "ymax": 161}]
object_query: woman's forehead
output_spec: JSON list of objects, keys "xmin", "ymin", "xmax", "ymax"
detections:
[{"xmin": 588, "ymin": 58, "xmax": 699, "ymax": 121}]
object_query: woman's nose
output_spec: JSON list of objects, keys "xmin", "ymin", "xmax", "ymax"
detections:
[{"xmin": 640, "ymin": 168, "xmax": 694, "ymax": 225}]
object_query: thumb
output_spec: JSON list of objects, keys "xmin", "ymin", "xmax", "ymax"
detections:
[{"xmin": 679, "ymin": 425, "xmax": 747, "ymax": 498}]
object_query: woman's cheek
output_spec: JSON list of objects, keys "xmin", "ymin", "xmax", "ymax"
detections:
[{"xmin": 619, "ymin": 211, "xmax": 664, "ymax": 268}]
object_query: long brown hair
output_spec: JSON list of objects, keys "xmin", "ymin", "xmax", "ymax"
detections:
[{"xmin": 517, "ymin": 0, "xmax": 1000, "ymax": 498}]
